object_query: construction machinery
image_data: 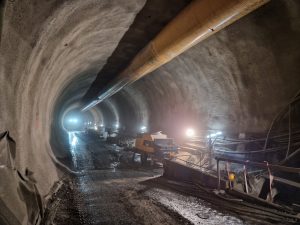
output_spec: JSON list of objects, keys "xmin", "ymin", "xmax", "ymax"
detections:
[{"xmin": 133, "ymin": 132, "xmax": 178, "ymax": 164}]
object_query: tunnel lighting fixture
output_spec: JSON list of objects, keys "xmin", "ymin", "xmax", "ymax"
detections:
[
  {"xmin": 115, "ymin": 123, "xmax": 119, "ymax": 128},
  {"xmin": 207, "ymin": 131, "xmax": 222, "ymax": 139},
  {"xmin": 94, "ymin": 125, "xmax": 98, "ymax": 130},
  {"xmin": 185, "ymin": 128, "xmax": 195, "ymax": 137},
  {"xmin": 100, "ymin": 124, "xmax": 104, "ymax": 127},
  {"xmin": 140, "ymin": 126, "xmax": 147, "ymax": 132}
]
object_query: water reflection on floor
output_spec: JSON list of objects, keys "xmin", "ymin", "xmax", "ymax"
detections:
[
  {"xmin": 55, "ymin": 132, "xmax": 251, "ymax": 225},
  {"xmin": 68, "ymin": 132, "xmax": 79, "ymax": 169},
  {"xmin": 68, "ymin": 131, "xmax": 108, "ymax": 171}
]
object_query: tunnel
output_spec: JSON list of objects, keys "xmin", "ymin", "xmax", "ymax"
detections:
[{"xmin": 1, "ymin": 0, "xmax": 300, "ymax": 224}]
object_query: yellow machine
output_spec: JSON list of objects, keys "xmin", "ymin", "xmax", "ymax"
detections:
[{"xmin": 134, "ymin": 132, "xmax": 178, "ymax": 164}]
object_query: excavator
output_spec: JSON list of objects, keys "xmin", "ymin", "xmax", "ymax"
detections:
[{"xmin": 133, "ymin": 131, "xmax": 178, "ymax": 164}]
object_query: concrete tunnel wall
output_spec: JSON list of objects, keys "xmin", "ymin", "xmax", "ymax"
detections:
[
  {"xmin": 0, "ymin": 0, "xmax": 148, "ymax": 223},
  {"xmin": 0, "ymin": 0, "xmax": 300, "ymax": 224},
  {"xmin": 116, "ymin": 0, "xmax": 300, "ymax": 139}
]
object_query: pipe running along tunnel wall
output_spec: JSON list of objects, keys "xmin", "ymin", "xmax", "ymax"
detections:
[{"xmin": 0, "ymin": 0, "xmax": 300, "ymax": 224}]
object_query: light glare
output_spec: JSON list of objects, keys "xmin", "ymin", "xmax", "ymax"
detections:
[
  {"xmin": 185, "ymin": 128, "xmax": 195, "ymax": 137},
  {"xmin": 68, "ymin": 118, "xmax": 78, "ymax": 123}
]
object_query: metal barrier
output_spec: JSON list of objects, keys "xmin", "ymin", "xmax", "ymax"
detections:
[{"xmin": 215, "ymin": 157, "xmax": 300, "ymax": 198}]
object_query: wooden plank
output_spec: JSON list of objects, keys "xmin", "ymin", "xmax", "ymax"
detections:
[{"xmin": 264, "ymin": 175, "xmax": 300, "ymax": 189}]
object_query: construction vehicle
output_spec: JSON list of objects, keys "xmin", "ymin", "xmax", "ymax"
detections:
[{"xmin": 133, "ymin": 132, "xmax": 178, "ymax": 164}]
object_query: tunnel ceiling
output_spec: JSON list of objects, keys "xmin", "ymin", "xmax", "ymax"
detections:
[
  {"xmin": 82, "ymin": 0, "xmax": 191, "ymax": 102},
  {"xmin": 126, "ymin": 0, "xmax": 300, "ymax": 137},
  {"xmin": 0, "ymin": 0, "xmax": 300, "ymax": 194},
  {"xmin": 83, "ymin": 0, "xmax": 300, "ymax": 138}
]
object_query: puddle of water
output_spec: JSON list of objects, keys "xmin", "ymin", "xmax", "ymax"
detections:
[{"xmin": 146, "ymin": 188, "xmax": 250, "ymax": 225}]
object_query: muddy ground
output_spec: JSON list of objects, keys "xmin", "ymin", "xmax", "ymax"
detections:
[{"xmin": 42, "ymin": 132, "xmax": 255, "ymax": 225}]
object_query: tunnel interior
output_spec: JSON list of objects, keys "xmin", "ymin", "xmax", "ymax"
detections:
[{"xmin": 1, "ymin": 0, "xmax": 300, "ymax": 224}]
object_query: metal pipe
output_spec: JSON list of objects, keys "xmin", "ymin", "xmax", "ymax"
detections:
[
  {"xmin": 280, "ymin": 147, "xmax": 300, "ymax": 165},
  {"xmin": 215, "ymin": 157, "xmax": 300, "ymax": 174},
  {"xmin": 82, "ymin": 0, "xmax": 269, "ymax": 111}
]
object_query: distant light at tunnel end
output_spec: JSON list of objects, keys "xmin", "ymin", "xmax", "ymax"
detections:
[{"xmin": 68, "ymin": 118, "xmax": 78, "ymax": 123}]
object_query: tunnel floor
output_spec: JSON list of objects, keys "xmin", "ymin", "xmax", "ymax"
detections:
[{"xmin": 43, "ymin": 132, "xmax": 255, "ymax": 225}]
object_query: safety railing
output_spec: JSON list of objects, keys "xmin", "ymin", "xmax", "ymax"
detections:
[{"xmin": 215, "ymin": 157, "xmax": 300, "ymax": 200}]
